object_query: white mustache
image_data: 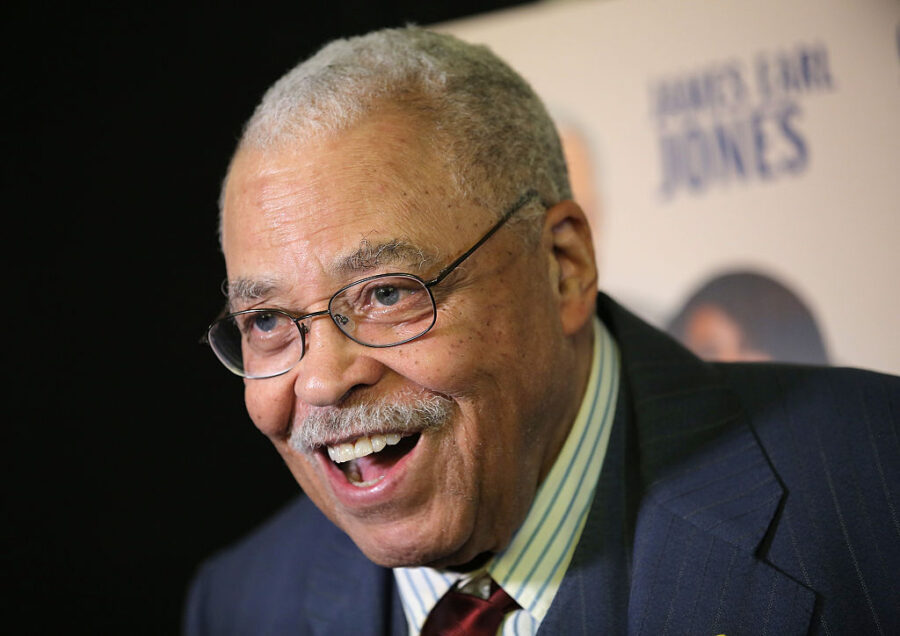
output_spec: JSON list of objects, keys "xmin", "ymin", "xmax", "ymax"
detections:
[{"xmin": 288, "ymin": 392, "xmax": 453, "ymax": 453}]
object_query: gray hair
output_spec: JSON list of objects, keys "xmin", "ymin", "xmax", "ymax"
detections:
[{"xmin": 226, "ymin": 26, "xmax": 571, "ymax": 230}]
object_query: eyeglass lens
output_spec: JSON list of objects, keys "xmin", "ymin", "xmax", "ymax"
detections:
[{"xmin": 208, "ymin": 274, "xmax": 437, "ymax": 378}]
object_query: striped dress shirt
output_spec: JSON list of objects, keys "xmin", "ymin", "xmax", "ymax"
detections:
[{"xmin": 394, "ymin": 317, "xmax": 621, "ymax": 635}]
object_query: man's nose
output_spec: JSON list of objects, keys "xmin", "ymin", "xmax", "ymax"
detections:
[{"xmin": 292, "ymin": 318, "xmax": 384, "ymax": 407}]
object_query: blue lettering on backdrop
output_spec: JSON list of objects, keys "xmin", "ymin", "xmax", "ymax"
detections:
[{"xmin": 651, "ymin": 43, "xmax": 832, "ymax": 198}]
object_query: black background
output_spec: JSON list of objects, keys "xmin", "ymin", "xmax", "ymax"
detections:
[{"xmin": 8, "ymin": 2, "xmax": 529, "ymax": 632}]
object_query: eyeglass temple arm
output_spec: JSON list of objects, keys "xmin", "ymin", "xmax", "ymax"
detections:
[{"xmin": 425, "ymin": 189, "xmax": 540, "ymax": 287}]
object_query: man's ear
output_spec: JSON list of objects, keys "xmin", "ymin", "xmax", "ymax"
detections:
[{"xmin": 542, "ymin": 200, "xmax": 598, "ymax": 335}]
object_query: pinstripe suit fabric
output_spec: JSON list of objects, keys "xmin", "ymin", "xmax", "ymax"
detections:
[{"xmin": 184, "ymin": 295, "xmax": 899, "ymax": 635}]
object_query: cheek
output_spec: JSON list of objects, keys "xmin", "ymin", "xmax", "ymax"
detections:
[
  {"xmin": 390, "ymin": 328, "xmax": 498, "ymax": 396},
  {"xmin": 244, "ymin": 380, "xmax": 294, "ymax": 438}
]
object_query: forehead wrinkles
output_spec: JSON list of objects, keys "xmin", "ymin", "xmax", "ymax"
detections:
[
  {"xmin": 243, "ymin": 160, "xmax": 345, "ymax": 250},
  {"xmin": 224, "ymin": 114, "xmax": 485, "ymax": 300},
  {"xmin": 229, "ymin": 110, "xmax": 464, "ymax": 228}
]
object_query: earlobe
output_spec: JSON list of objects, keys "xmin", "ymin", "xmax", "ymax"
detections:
[{"xmin": 544, "ymin": 201, "xmax": 599, "ymax": 335}]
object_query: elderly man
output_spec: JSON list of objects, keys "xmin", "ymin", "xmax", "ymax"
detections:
[{"xmin": 186, "ymin": 27, "xmax": 899, "ymax": 635}]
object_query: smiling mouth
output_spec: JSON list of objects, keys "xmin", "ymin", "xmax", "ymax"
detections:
[{"xmin": 324, "ymin": 433, "xmax": 421, "ymax": 487}]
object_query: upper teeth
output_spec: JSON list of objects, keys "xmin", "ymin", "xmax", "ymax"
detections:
[{"xmin": 327, "ymin": 433, "xmax": 403, "ymax": 463}]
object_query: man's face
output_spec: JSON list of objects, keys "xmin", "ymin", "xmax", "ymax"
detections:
[{"xmin": 221, "ymin": 112, "xmax": 582, "ymax": 568}]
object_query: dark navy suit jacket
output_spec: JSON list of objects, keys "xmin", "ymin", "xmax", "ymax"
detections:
[{"xmin": 184, "ymin": 295, "xmax": 900, "ymax": 635}]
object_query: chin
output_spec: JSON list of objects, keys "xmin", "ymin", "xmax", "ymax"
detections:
[
  {"xmin": 346, "ymin": 518, "xmax": 475, "ymax": 569},
  {"xmin": 355, "ymin": 538, "xmax": 450, "ymax": 569}
]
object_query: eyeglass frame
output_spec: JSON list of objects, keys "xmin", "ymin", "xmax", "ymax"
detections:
[{"xmin": 205, "ymin": 188, "xmax": 541, "ymax": 378}]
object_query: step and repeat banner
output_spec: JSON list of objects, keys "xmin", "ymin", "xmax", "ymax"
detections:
[{"xmin": 437, "ymin": 0, "xmax": 900, "ymax": 374}]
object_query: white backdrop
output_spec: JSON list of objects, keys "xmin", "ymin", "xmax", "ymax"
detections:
[{"xmin": 436, "ymin": 0, "xmax": 900, "ymax": 374}]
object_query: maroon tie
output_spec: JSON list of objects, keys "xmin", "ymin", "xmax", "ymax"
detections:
[{"xmin": 420, "ymin": 578, "xmax": 520, "ymax": 636}]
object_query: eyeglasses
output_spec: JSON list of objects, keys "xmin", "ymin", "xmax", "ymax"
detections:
[{"xmin": 205, "ymin": 189, "xmax": 540, "ymax": 379}]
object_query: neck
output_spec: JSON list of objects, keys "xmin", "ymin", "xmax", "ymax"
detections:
[{"xmin": 536, "ymin": 319, "xmax": 596, "ymax": 485}]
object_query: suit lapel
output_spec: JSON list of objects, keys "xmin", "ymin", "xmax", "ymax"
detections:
[
  {"xmin": 596, "ymin": 296, "xmax": 815, "ymax": 635},
  {"xmin": 303, "ymin": 525, "xmax": 398, "ymax": 636}
]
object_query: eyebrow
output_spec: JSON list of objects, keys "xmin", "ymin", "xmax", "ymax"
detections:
[
  {"xmin": 334, "ymin": 238, "xmax": 437, "ymax": 276},
  {"xmin": 224, "ymin": 238, "xmax": 441, "ymax": 309},
  {"xmin": 225, "ymin": 277, "xmax": 280, "ymax": 309}
]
